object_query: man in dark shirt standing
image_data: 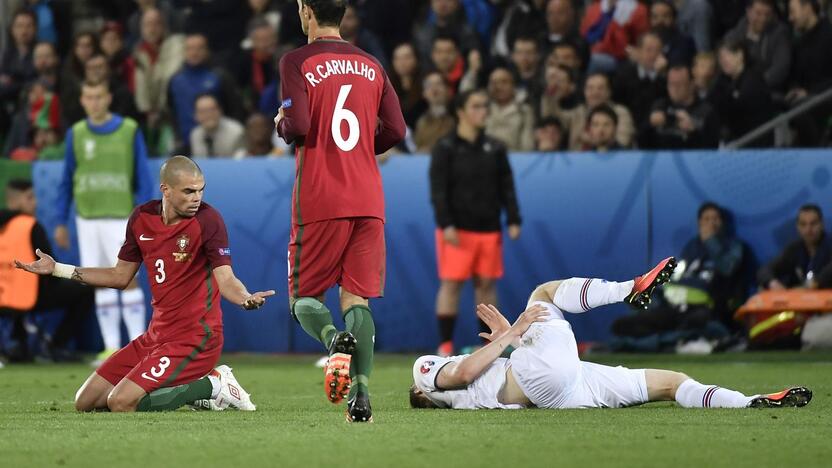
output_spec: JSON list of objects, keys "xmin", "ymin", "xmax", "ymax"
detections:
[{"xmin": 429, "ymin": 89, "xmax": 522, "ymax": 358}]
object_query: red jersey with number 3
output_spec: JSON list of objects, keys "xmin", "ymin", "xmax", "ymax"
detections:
[
  {"xmin": 276, "ymin": 37, "xmax": 406, "ymax": 226},
  {"xmin": 118, "ymin": 200, "xmax": 231, "ymax": 340}
]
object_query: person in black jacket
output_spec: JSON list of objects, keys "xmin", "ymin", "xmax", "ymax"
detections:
[
  {"xmin": 713, "ymin": 39, "xmax": 775, "ymax": 146},
  {"xmin": 429, "ymin": 89, "xmax": 522, "ymax": 357},
  {"xmin": 0, "ymin": 180, "xmax": 93, "ymax": 363},
  {"xmin": 758, "ymin": 204, "xmax": 832, "ymax": 290}
]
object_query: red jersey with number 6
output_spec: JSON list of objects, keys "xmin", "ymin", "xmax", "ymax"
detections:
[
  {"xmin": 276, "ymin": 37, "xmax": 406, "ymax": 226},
  {"xmin": 118, "ymin": 200, "xmax": 231, "ymax": 341}
]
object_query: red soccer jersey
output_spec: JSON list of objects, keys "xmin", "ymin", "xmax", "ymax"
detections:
[
  {"xmin": 277, "ymin": 37, "xmax": 406, "ymax": 225},
  {"xmin": 118, "ymin": 200, "xmax": 231, "ymax": 341}
]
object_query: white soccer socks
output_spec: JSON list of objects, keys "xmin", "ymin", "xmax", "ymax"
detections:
[
  {"xmin": 553, "ymin": 278, "xmax": 635, "ymax": 313},
  {"xmin": 121, "ymin": 287, "xmax": 147, "ymax": 340},
  {"xmin": 675, "ymin": 379, "xmax": 755, "ymax": 408},
  {"xmin": 95, "ymin": 288, "xmax": 121, "ymax": 350}
]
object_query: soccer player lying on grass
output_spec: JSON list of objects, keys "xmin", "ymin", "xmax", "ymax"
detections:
[
  {"xmin": 410, "ymin": 257, "xmax": 812, "ymax": 410},
  {"xmin": 15, "ymin": 156, "xmax": 274, "ymax": 412}
]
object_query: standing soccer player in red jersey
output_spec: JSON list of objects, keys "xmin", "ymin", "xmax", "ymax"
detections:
[
  {"xmin": 275, "ymin": 0, "xmax": 406, "ymax": 422},
  {"xmin": 15, "ymin": 156, "xmax": 275, "ymax": 412}
]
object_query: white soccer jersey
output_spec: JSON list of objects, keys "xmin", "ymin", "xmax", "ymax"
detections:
[{"xmin": 412, "ymin": 355, "xmax": 526, "ymax": 410}]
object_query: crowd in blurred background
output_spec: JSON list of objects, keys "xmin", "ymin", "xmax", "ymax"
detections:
[{"xmin": 2, "ymin": 0, "xmax": 832, "ymax": 161}]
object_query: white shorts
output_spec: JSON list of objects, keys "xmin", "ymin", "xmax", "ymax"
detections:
[
  {"xmin": 75, "ymin": 217, "xmax": 129, "ymax": 268},
  {"xmin": 509, "ymin": 301, "xmax": 648, "ymax": 409}
]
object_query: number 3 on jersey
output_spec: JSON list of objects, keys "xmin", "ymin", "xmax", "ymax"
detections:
[
  {"xmin": 332, "ymin": 84, "xmax": 359, "ymax": 151},
  {"xmin": 154, "ymin": 259, "xmax": 166, "ymax": 284}
]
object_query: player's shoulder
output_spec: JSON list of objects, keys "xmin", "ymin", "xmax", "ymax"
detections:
[
  {"xmin": 194, "ymin": 202, "xmax": 226, "ymax": 227},
  {"xmin": 481, "ymin": 135, "xmax": 507, "ymax": 153},
  {"xmin": 133, "ymin": 200, "xmax": 162, "ymax": 217}
]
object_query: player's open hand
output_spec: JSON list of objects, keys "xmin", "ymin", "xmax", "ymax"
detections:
[
  {"xmin": 242, "ymin": 290, "xmax": 277, "ymax": 310},
  {"xmin": 14, "ymin": 248, "xmax": 56, "ymax": 276},
  {"xmin": 509, "ymin": 304, "xmax": 549, "ymax": 336},
  {"xmin": 476, "ymin": 304, "xmax": 511, "ymax": 342}
]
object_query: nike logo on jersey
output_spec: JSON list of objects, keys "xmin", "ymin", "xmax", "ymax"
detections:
[
  {"xmin": 141, "ymin": 372, "xmax": 159, "ymax": 383},
  {"xmin": 139, "ymin": 234, "xmax": 154, "ymax": 241}
]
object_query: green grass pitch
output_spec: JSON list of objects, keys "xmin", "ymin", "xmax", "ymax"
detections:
[{"xmin": 1, "ymin": 352, "xmax": 830, "ymax": 468}]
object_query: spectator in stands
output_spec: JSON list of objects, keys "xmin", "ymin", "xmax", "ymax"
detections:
[
  {"xmin": 99, "ymin": 22, "xmax": 134, "ymax": 89},
  {"xmin": 539, "ymin": 63, "xmax": 580, "ymax": 127},
  {"xmin": 340, "ymin": 5, "xmax": 389, "ymax": 70},
  {"xmin": 692, "ymin": 51, "xmax": 718, "ymax": 102},
  {"xmin": 430, "ymin": 34, "xmax": 467, "ymax": 93},
  {"xmin": 492, "ymin": 0, "xmax": 547, "ymax": 59},
  {"xmin": 56, "ymin": 80, "xmax": 152, "ymax": 367},
  {"xmin": 190, "ymin": 93, "xmax": 244, "ymax": 158},
  {"xmin": 639, "ymin": 64, "xmax": 719, "ymax": 149},
  {"xmin": 786, "ymin": 0, "xmax": 832, "ymax": 146},
  {"xmin": 612, "ymin": 202, "xmax": 749, "ymax": 350},
  {"xmin": 232, "ymin": 19, "xmax": 278, "ymax": 113},
  {"xmin": 5, "ymin": 79, "xmax": 61, "ymax": 159},
  {"xmin": 534, "ymin": 115, "xmax": 565, "ymax": 151},
  {"xmin": 179, "ymin": 0, "xmax": 248, "ymax": 57},
  {"xmin": 1, "ymin": 9, "xmax": 38, "ymax": 137},
  {"xmin": 133, "ymin": 7, "xmax": 184, "ymax": 156},
  {"xmin": 485, "ymin": 66, "xmax": 536, "ymax": 151},
  {"xmin": 390, "ymin": 42, "xmax": 426, "ymax": 128},
  {"xmin": 126, "ymin": 0, "xmax": 183, "ymax": 48},
  {"xmin": 724, "ymin": 0, "xmax": 792, "ymax": 91},
  {"xmin": 759, "ymin": 204, "xmax": 832, "ymax": 290},
  {"xmin": 585, "ymin": 104, "xmax": 621, "ymax": 152},
  {"xmin": 567, "ymin": 73, "xmax": 635, "ymax": 151},
  {"xmin": 542, "ymin": 0, "xmax": 590, "ymax": 68},
  {"xmin": 429, "ymin": 89, "xmax": 522, "ymax": 357},
  {"xmin": 414, "ymin": 72, "xmax": 456, "ymax": 152},
  {"xmin": 0, "ymin": 180, "xmax": 93, "ymax": 363},
  {"xmin": 510, "ymin": 35, "xmax": 544, "ymax": 105},
  {"xmin": 413, "ymin": 0, "xmax": 481, "ymax": 62},
  {"xmin": 244, "ymin": 0, "xmax": 281, "ymax": 39},
  {"xmin": 675, "ymin": 0, "xmax": 714, "ymax": 52},
  {"xmin": 31, "ymin": 41, "xmax": 59, "ymax": 91},
  {"xmin": 82, "ymin": 53, "xmax": 140, "ymax": 123},
  {"xmin": 580, "ymin": 0, "xmax": 649, "ymax": 73},
  {"xmin": 168, "ymin": 33, "xmax": 242, "ymax": 150},
  {"xmin": 713, "ymin": 39, "xmax": 775, "ymax": 146},
  {"xmin": 59, "ymin": 32, "xmax": 100, "ymax": 124},
  {"xmin": 234, "ymin": 112, "xmax": 278, "ymax": 158},
  {"xmin": 547, "ymin": 41, "xmax": 585, "ymax": 78},
  {"xmin": 649, "ymin": 0, "xmax": 697, "ymax": 66},
  {"xmin": 613, "ymin": 31, "xmax": 668, "ymax": 127}
]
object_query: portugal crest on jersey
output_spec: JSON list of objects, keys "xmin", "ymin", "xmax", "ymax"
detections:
[{"xmin": 172, "ymin": 234, "xmax": 191, "ymax": 262}]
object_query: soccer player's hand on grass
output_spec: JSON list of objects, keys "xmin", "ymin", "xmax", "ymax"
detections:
[
  {"xmin": 509, "ymin": 304, "xmax": 549, "ymax": 336},
  {"xmin": 14, "ymin": 248, "xmax": 56, "ymax": 275},
  {"xmin": 242, "ymin": 290, "xmax": 277, "ymax": 310},
  {"xmin": 476, "ymin": 304, "xmax": 511, "ymax": 342}
]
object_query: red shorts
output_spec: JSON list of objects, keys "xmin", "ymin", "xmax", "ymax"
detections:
[
  {"xmin": 96, "ymin": 320, "xmax": 222, "ymax": 393},
  {"xmin": 288, "ymin": 217, "xmax": 386, "ymax": 298},
  {"xmin": 436, "ymin": 229, "xmax": 503, "ymax": 281}
]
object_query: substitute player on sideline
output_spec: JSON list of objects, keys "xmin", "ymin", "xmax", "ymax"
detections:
[
  {"xmin": 16, "ymin": 156, "xmax": 274, "ymax": 412},
  {"xmin": 410, "ymin": 257, "xmax": 812, "ymax": 411},
  {"xmin": 275, "ymin": 0, "xmax": 405, "ymax": 423}
]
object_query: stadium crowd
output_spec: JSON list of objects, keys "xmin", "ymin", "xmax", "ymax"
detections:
[{"xmin": 2, "ymin": 0, "xmax": 832, "ymax": 160}]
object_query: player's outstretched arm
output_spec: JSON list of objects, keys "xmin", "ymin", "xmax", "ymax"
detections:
[
  {"xmin": 435, "ymin": 305, "xmax": 549, "ymax": 390},
  {"xmin": 212, "ymin": 265, "xmax": 275, "ymax": 310},
  {"xmin": 15, "ymin": 248, "xmax": 140, "ymax": 289}
]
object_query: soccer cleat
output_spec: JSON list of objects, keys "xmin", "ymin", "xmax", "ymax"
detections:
[
  {"xmin": 345, "ymin": 393, "xmax": 373, "ymax": 423},
  {"xmin": 437, "ymin": 340, "xmax": 454, "ymax": 357},
  {"xmin": 626, "ymin": 257, "xmax": 677, "ymax": 310},
  {"xmin": 90, "ymin": 348, "xmax": 117, "ymax": 368},
  {"xmin": 324, "ymin": 332, "xmax": 356, "ymax": 404},
  {"xmin": 211, "ymin": 365, "xmax": 256, "ymax": 411},
  {"xmin": 749, "ymin": 387, "xmax": 812, "ymax": 408}
]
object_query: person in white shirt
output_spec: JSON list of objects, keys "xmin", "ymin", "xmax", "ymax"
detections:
[
  {"xmin": 411, "ymin": 257, "xmax": 812, "ymax": 411},
  {"xmin": 189, "ymin": 94, "xmax": 244, "ymax": 158}
]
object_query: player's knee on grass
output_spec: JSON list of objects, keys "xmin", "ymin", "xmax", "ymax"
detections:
[
  {"xmin": 74, "ymin": 374, "xmax": 113, "ymax": 411},
  {"xmin": 645, "ymin": 370, "xmax": 689, "ymax": 401}
]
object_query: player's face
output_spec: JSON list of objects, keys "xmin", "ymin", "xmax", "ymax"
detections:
[
  {"xmin": 165, "ymin": 174, "xmax": 206, "ymax": 218},
  {"xmin": 797, "ymin": 211, "xmax": 824, "ymax": 247},
  {"xmin": 80, "ymin": 85, "xmax": 112, "ymax": 120}
]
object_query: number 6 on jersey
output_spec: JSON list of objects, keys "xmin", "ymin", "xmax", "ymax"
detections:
[{"xmin": 332, "ymin": 84, "xmax": 359, "ymax": 152}]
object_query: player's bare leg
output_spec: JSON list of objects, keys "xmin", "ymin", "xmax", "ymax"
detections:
[
  {"xmin": 107, "ymin": 378, "xmax": 146, "ymax": 412},
  {"xmin": 473, "ymin": 277, "xmax": 498, "ymax": 342},
  {"xmin": 436, "ymin": 280, "xmax": 464, "ymax": 356},
  {"xmin": 107, "ymin": 373, "xmax": 224, "ymax": 412},
  {"xmin": 74, "ymin": 372, "xmax": 114, "ymax": 411},
  {"xmin": 341, "ymin": 288, "xmax": 374, "ymax": 422}
]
